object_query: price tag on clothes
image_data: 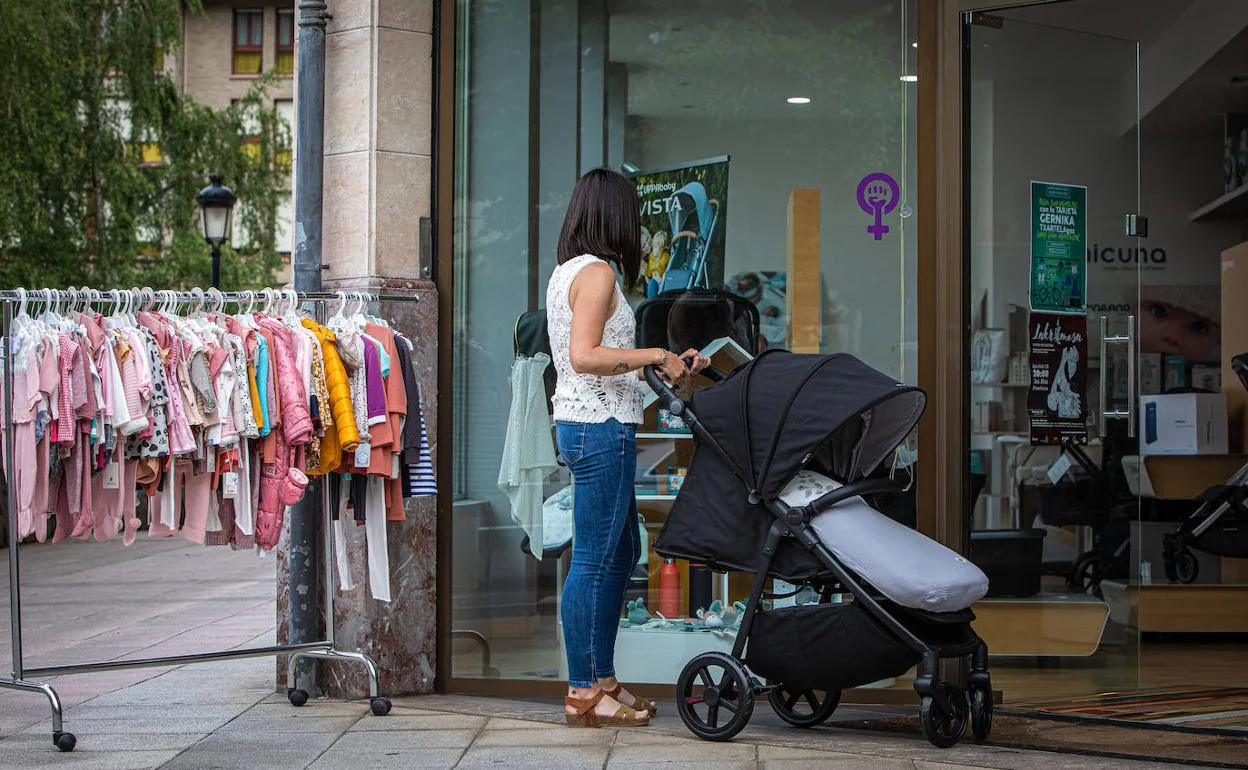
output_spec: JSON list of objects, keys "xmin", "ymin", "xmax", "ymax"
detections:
[
  {"xmin": 354, "ymin": 442, "xmax": 371, "ymax": 468},
  {"xmin": 223, "ymin": 472, "xmax": 240, "ymax": 499},
  {"xmin": 207, "ymin": 447, "xmax": 217, "ymax": 474},
  {"xmin": 102, "ymin": 462, "xmax": 121, "ymax": 490}
]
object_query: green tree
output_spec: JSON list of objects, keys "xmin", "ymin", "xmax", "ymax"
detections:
[{"xmin": 0, "ymin": 0, "xmax": 291, "ymax": 291}]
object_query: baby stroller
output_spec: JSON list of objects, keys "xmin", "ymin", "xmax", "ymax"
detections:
[
  {"xmin": 1162, "ymin": 354, "xmax": 1248, "ymax": 583},
  {"xmin": 659, "ymin": 182, "xmax": 720, "ymax": 293},
  {"xmin": 646, "ymin": 351, "xmax": 992, "ymax": 747}
]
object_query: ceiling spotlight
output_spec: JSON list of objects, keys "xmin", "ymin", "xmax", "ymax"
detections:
[
  {"xmin": 787, "ymin": 96, "xmax": 812, "ymax": 104},
  {"xmin": 899, "ymin": 74, "xmax": 918, "ymax": 82},
  {"xmin": 912, "ymin": 41, "xmax": 918, "ymax": 48}
]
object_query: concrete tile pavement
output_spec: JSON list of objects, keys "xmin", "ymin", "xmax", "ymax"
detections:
[
  {"xmin": 1, "ymin": 658, "xmax": 1218, "ymax": 770},
  {"xmin": 0, "ymin": 540, "xmax": 1223, "ymax": 769}
]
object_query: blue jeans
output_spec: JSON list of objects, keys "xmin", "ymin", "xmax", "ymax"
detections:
[{"xmin": 557, "ymin": 419, "xmax": 640, "ymax": 688}]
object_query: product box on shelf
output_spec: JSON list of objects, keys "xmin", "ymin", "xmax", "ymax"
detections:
[
  {"xmin": 1139, "ymin": 353, "xmax": 1162, "ymax": 396},
  {"xmin": 1192, "ymin": 365, "xmax": 1222, "ymax": 393},
  {"xmin": 1163, "ymin": 356, "xmax": 1187, "ymax": 392},
  {"xmin": 1140, "ymin": 393, "xmax": 1228, "ymax": 456}
]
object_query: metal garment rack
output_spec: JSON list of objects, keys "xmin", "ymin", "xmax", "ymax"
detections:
[{"xmin": 0, "ymin": 287, "xmax": 418, "ymax": 752}]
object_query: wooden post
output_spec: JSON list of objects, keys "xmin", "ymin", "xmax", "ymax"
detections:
[{"xmin": 787, "ymin": 188, "xmax": 822, "ymax": 354}]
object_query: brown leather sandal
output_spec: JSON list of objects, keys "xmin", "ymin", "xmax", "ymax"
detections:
[
  {"xmin": 606, "ymin": 684, "xmax": 658, "ymax": 716},
  {"xmin": 565, "ymin": 689, "xmax": 651, "ymax": 728}
]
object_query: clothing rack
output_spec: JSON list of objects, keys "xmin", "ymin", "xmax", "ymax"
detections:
[{"xmin": 0, "ymin": 287, "xmax": 420, "ymax": 752}]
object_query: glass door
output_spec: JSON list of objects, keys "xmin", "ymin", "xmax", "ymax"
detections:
[{"xmin": 964, "ymin": 11, "xmax": 1141, "ymax": 704}]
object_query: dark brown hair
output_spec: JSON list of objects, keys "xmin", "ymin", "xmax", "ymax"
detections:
[{"xmin": 556, "ymin": 168, "xmax": 642, "ymax": 287}]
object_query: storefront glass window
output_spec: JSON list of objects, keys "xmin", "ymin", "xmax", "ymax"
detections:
[{"xmin": 452, "ymin": 0, "xmax": 917, "ymax": 687}]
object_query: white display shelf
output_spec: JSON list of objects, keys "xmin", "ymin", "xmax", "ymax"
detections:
[{"xmin": 635, "ymin": 493, "xmax": 677, "ymax": 503}]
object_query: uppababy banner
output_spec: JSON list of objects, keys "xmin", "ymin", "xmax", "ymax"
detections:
[
  {"xmin": 630, "ymin": 156, "xmax": 730, "ymax": 304},
  {"xmin": 1028, "ymin": 312, "xmax": 1089, "ymax": 445}
]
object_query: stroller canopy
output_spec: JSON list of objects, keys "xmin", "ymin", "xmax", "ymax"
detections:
[
  {"xmin": 695, "ymin": 351, "xmax": 925, "ymax": 500},
  {"xmin": 654, "ymin": 351, "xmax": 926, "ymax": 577}
]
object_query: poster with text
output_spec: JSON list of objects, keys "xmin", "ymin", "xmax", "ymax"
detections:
[
  {"xmin": 1030, "ymin": 181, "xmax": 1088, "ymax": 314},
  {"xmin": 1028, "ymin": 312, "xmax": 1089, "ymax": 445},
  {"xmin": 630, "ymin": 156, "xmax": 729, "ymax": 306}
]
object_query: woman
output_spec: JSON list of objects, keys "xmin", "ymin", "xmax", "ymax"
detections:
[{"xmin": 549, "ymin": 169, "xmax": 709, "ymax": 728}]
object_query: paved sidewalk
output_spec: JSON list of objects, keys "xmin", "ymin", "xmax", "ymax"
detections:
[
  {"xmin": 0, "ymin": 654, "xmax": 1214, "ymax": 769},
  {"xmin": 0, "ymin": 540, "xmax": 1223, "ymax": 768}
]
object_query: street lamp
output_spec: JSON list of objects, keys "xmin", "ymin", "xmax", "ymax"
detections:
[{"xmin": 195, "ymin": 175, "xmax": 237, "ymax": 288}]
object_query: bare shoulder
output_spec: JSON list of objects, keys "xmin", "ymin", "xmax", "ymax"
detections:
[{"xmin": 571, "ymin": 260, "xmax": 617, "ymax": 293}]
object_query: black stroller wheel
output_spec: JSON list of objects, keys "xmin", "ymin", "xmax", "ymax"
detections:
[
  {"xmin": 969, "ymin": 684, "xmax": 992, "ymax": 742},
  {"xmin": 766, "ymin": 683, "xmax": 840, "ymax": 728},
  {"xmin": 676, "ymin": 652, "xmax": 755, "ymax": 742},
  {"xmin": 1067, "ymin": 554, "xmax": 1100, "ymax": 595},
  {"xmin": 1174, "ymin": 549, "xmax": 1200, "ymax": 584},
  {"xmin": 920, "ymin": 683, "xmax": 968, "ymax": 749}
]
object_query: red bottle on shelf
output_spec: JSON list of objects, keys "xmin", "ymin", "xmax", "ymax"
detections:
[{"xmin": 659, "ymin": 559, "xmax": 680, "ymax": 619}]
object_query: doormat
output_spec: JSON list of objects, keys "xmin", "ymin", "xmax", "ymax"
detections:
[
  {"xmin": 827, "ymin": 711, "xmax": 1248, "ymax": 767},
  {"xmin": 1015, "ymin": 688, "xmax": 1248, "ymax": 731}
]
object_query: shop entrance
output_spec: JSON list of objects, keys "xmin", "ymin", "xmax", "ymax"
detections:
[
  {"xmin": 963, "ymin": 8, "xmax": 1143, "ymax": 702},
  {"xmin": 962, "ymin": 0, "xmax": 1248, "ymax": 730}
]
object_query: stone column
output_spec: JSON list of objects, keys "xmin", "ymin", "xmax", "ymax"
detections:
[{"xmin": 277, "ymin": 0, "xmax": 438, "ymax": 698}]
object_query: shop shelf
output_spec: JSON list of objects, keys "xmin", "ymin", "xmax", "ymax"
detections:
[{"xmin": 1189, "ymin": 183, "xmax": 1248, "ymax": 222}]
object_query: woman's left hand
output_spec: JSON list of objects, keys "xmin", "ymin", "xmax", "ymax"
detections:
[{"xmin": 680, "ymin": 349, "xmax": 712, "ymax": 377}]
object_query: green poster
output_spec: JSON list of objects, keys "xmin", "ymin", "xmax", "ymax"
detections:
[{"xmin": 1029, "ymin": 181, "xmax": 1087, "ymax": 314}]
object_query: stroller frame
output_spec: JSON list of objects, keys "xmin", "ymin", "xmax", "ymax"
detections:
[
  {"xmin": 1163, "ymin": 461, "xmax": 1248, "ymax": 583},
  {"xmin": 644, "ymin": 365, "xmax": 992, "ymax": 747},
  {"xmin": 1161, "ymin": 353, "xmax": 1248, "ymax": 584}
]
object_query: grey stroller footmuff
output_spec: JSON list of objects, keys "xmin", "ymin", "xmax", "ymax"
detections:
[{"xmin": 780, "ymin": 470, "xmax": 989, "ymax": 613}]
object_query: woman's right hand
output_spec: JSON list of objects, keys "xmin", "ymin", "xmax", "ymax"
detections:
[{"xmin": 654, "ymin": 348, "xmax": 690, "ymax": 384}]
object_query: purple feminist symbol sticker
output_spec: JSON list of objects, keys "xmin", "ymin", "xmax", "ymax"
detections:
[{"xmin": 856, "ymin": 172, "xmax": 901, "ymax": 240}]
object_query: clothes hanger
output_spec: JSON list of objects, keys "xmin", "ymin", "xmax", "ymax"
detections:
[
  {"xmin": 16, "ymin": 287, "xmax": 27, "ymax": 319},
  {"xmin": 331, "ymin": 291, "xmax": 347, "ymax": 326},
  {"xmin": 47, "ymin": 288, "xmax": 66, "ymax": 329},
  {"xmin": 42, "ymin": 288, "xmax": 56, "ymax": 324}
]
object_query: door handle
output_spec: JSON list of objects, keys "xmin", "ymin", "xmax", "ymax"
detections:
[
  {"xmin": 1100, "ymin": 315, "xmax": 1133, "ymax": 435},
  {"xmin": 1127, "ymin": 314, "xmax": 1137, "ymax": 438},
  {"xmin": 1099, "ymin": 316, "xmax": 1109, "ymax": 435}
]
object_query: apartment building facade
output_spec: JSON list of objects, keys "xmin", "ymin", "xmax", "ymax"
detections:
[{"xmin": 180, "ymin": 1, "xmax": 297, "ymax": 260}]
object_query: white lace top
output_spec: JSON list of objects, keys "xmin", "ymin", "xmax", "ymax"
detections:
[{"xmin": 547, "ymin": 255, "xmax": 646, "ymax": 425}]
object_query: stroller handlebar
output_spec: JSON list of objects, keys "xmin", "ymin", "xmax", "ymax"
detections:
[
  {"xmin": 643, "ymin": 359, "xmax": 728, "ymax": 416},
  {"xmin": 643, "ymin": 364, "xmax": 685, "ymax": 415},
  {"xmin": 1233, "ymin": 353, "xmax": 1248, "ymax": 391}
]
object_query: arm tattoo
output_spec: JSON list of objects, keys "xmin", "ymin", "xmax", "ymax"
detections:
[{"xmin": 612, "ymin": 361, "xmax": 631, "ymax": 374}]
